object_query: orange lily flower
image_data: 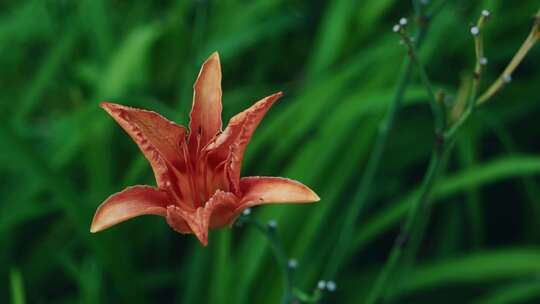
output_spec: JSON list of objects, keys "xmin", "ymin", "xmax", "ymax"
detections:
[{"xmin": 90, "ymin": 52, "xmax": 319, "ymax": 245}]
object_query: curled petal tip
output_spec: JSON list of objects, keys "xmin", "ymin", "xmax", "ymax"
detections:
[
  {"xmin": 99, "ymin": 101, "xmax": 113, "ymax": 109},
  {"xmin": 193, "ymin": 230, "xmax": 209, "ymax": 246},
  {"xmin": 240, "ymin": 176, "xmax": 320, "ymax": 205},
  {"xmin": 90, "ymin": 186, "xmax": 168, "ymax": 234},
  {"xmin": 90, "ymin": 212, "xmax": 111, "ymax": 233},
  {"xmin": 89, "ymin": 224, "xmax": 99, "ymax": 234},
  {"xmin": 309, "ymin": 189, "xmax": 321, "ymax": 202},
  {"xmin": 90, "ymin": 218, "xmax": 108, "ymax": 233}
]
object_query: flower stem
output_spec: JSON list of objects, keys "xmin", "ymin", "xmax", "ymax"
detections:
[
  {"xmin": 238, "ymin": 217, "xmax": 294, "ymax": 304},
  {"xmin": 321, "ymin": 1, "xmax": 440, "ymax": 281},
  {"xmin": 398, "ymin": 26, "xmax": 446, "ymax": 132},
  {"xmin": 476, "ymin": 8, "xmax": 540, "ymax": 105},
  {"xmin": 366, "ymin": 145, "xmax": 448, "ymax": 304},
  {"xmin": 366, "ymin": 7, "xmax": 540, "ymax": 304}
]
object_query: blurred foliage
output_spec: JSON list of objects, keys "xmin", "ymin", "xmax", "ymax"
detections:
[{"xmin": 1, "ymin": 0, "xmax": 540, "ymax": 303}]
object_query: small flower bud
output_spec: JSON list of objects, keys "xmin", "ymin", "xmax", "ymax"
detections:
[
  {"xmin": 288, "ymin": 259, "xmax": 298, "ymax": 269},
  {"xmin": 399, "ymin": 18, "xmax": 408, "ymax": 26},
  {"xmin": 317, "ymin": 280, "xmax": 326, "ymax": 290},
  {"xmin": 479, "ymin": 57, "xmax": 488, "ymax": 65},
  {"xmin": 503, "ymin": 74, "xmax": 512, "ymax": 83},
  {"xmin": 481, "ymin": 10, "xmax": 490, "ymax": 17},
  {"xmin": 242, "ymin": 208, "xmax": 251, "ymax": 216},
  {"xmin": 326, "ymin": 281, "xmax": 337, "ymax": 292},
  {"xmin": 470, "ymin": 26, "xmax": 480, "ymax": 36},
  {"xmin": 392, "ymin": 24, "xmax": 401, "ymax": 33},
  {"xmin": 267, "ymin": 219, "xmax": 278, "ymax": 229}
]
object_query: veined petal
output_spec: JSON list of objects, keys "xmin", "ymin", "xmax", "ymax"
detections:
[
  {"xmin": 205, "ymin": 92, "xmax": 283, "ymax": 193},
  {"xmin": 166, "ymin": 206, "xmax": 193, "ymax": 234},
  {"xmin": 100, "ymin": 102, "xmax": 188, "ymax": 189},
  {"xmin": 189, "ymin": 52, "xmax": 223, "ymax": 154},
  {"xmin": 236, "ymin": 176, "xmax": 319, "ymax": 215},
  {"xmin": 170, "ymin": 190, "xmax": 238, "ymax": 246},
  {"xmin": 90, "ymin": 186, "xmax": 169, "ymax": 233}
]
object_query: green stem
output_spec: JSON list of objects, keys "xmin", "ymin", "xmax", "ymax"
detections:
[
  {"xmin": 366, "ymin": 143, "xmax": 447, "ymax": 304},
  {"xmin": 367, "ymin": 6, "xmax": 540, "ymax": 304},
  {"xmin": 322, "ymin": 0, "xmax": 436, "ymax": 280},
  {"xmin": 400, "ymin": 28, "xmax": 446, "ymax": 132},
  {"xmin": 239, "ymin": 218, "xmax": 294, "ymax": 304}
]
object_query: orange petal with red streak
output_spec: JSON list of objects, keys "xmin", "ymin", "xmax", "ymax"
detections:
[
  {"xmin": 90, "ymin": 186, "xmax": 169, "ymax": 233},
  {"xmin": 235, "ymin": 176, "xmax": 319, "ymax": 216},
  {"xmin": 205, "ymin": 92, "xmax": 283, "ymax": 193},
  {"xmin": 170, "ymin": 190, "xmax": 238, "ymax": 246},
  {"xmin": 100, "ymin": 102, "xmax": 188, "ymax": 188},
  {"xmin": 189, "ymin": 52, "xmax": 223, "ymax": 153}
]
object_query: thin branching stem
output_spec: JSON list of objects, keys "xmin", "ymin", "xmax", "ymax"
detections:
[
  {"xmin": 237, "ymin": 217, "xmax": 294, "ymax": 304},
  {"xmin": 398, "ymin": 27, "xmax": 446, "ymax": 132},
  {"xmin": 477, "ymin": 8, "xmax": 540, "ymax": 104},
  {"xmin": 444, "ymin": 12, "xmax": 489, "ymax": 139},
  {"xmin": 321, "ymin": 1, "xmax": 434, "ymax": 280},
  {"xmin": 366, "ymin": 145, "xmax": 448, "ymax": 304},
  {"xmin": 367, "ymin": 7, "xmax": 540, "ymax": 304}
]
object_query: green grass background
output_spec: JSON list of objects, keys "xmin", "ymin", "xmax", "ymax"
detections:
[{"xmin": 1, "ymin": 0, "xmax": 540, "ymax": 303}]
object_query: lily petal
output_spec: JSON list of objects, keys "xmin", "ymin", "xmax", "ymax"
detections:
[
  {"xmin": 100, "ymin": 102, "xmax": 188, "ymax": 189},
  {"xmin": 236, "ymin": 176, "xmax": 319, "ymax": 215},
  {"xmin": 189, "ymin": 52, "xmax": 223, "ymax": 154},
  {"xmin": 91, "ymin": 186, "xmax": 169, "ymax": 233},
  {"xmin": 170, "ymin": 190, "xmax": 237, "ymax": 246},
  {"xmin": 205, "ymin": 92, "xmax": 283, "ymax": 193},
  {"xmin": 165, "ymin": 206, "xmax": 193, "ymax": 234}
]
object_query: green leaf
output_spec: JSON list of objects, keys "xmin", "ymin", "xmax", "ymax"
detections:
[
  {"xmin": 398, "ymin": 249, "xmax": 540, "ymax": 294},
  {"xmin": 10, "ymin": 268, "xmax": 26, "ymax": 304},
  {"xmin": 353, "ymin": 156, "xmax": 540, "ymax": 253}
]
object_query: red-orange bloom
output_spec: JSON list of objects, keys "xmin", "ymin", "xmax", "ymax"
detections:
[{"xmin": 90, "ymin": 52, "xmax": 319, "ymax": 245}]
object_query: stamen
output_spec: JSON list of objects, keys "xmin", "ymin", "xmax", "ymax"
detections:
[{"xmin": 182, "ymin": 143, "xmax": 199, "ymax": 207}]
